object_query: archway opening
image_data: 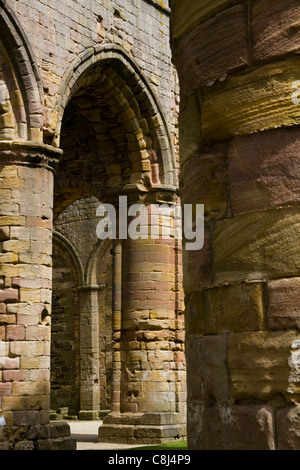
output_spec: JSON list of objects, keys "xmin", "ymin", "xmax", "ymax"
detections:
[
  {"xmin": 51, "ymin": 95, "xmax": 115, "ymax": 419},
  {"xmin": 51, "ymin": 233, "xmax": 81, "ymax": 417},
  {"xmin": 50, "ymin": 50, "xmax": 183, "ymax": 432}
]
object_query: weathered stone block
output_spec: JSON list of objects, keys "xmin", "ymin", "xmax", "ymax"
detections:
[
  {"xmin": 277, "ymin": 405, "xmax": 300, "ymax": 450},
  {"xmin": 185, "ymin": 281, "xmax": 265, "ymax": 336},
  {"xmin": 26, "ymin": 424, "xmax": 51, "ymax": 440},
  {"xmin": 10, "ymin": 341, "xmax": 44, "ymax": 358},
  {"xmin": 3, "ymin": 370, "xmax": 28, "ymax": 382},
  {"xmin": 6, "ymin": 325, "xmax": 25, "ymax": 341},
  {"xmin": 202, "ymin": 56, "xmax": 300, "ymax": 142},
  {"xmin": 0, "ymin": 288, "xmax": 18, "ymax": 303},
  {"xmin": 13, "ymin": 440, "xmax": 35, "ymax": 450},
  {"xmin": 20, "ymin": 357, "xmax": 40, "ymax": 370},
  {"xmin": 170, "ymin": 0, "xmax": 241, "ymax": 40},
  {"xmin": 182, "ymin": 226, "xmax": 212, "ymax": 298},
  {"xmin": 188, "ymin": 402, "xmax": 275, "ymax": 450},
  {"xmin": 0, "ymin": 382, "xmax": 12, "ymax": 396},
  {"xmin": 213, "ymin": 206, "xmax": 300, "ymax": 283},
  {"xmin": 14, "ymin": 411, "xmax": 40, "ymax": 426},
  {"xmin": 186, "ymin": 335, "xmax": 230, "ymax": 403},
  {"xmin": 267, "ymin": 278, "xmax": 300, "ymax": 330},
  {"xmin": 228, "ymin": 331, "xmax": 300, "ymax": 401},
  {"xmin": 228, "ymin": 128, "xmax": 300, "ymax": 214},
  {"xmin": 0, "ymin": 226, "xmax": 10, "ymax": 241},
  {"xmin": 177, "ymin": 93, "xmax": 203, "ymax": 166},
  {"xmin": 36, "ymin": 437, "xmax": 76, "ymax": 450},
  {"xmin": 180, "ymin": 152, "xmax": 227, "ymax": 221},
  {"xmin": 252, "ymin": 0, "xmax": 300, "ymax": 63},
  {"xmin": 177, "ymin": 5, "xmax": 248, "ymax": 94},
  {"xmin": 49, "ymin": 421, "xmax": 71, "ymax": 438},
  {"xmin": 12, "ymin": 381, "xmax": 45, "ymax": 397}
]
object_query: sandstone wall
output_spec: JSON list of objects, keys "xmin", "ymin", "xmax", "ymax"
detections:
[
  {"xmin": 0, "ymin": 0, "xmax": 185, "ymax": 448},
  {"xmin": 171, "ymin": 0, "xmax": 300, "ymax": 450},
  {"xmin": 8, "ymin": 0, "xmax": 179, "ymax": 152}
]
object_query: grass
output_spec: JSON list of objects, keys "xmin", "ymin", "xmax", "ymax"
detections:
[{"xmin": 130, "ymin": 440, "xmax": 188, "ymax": 450}]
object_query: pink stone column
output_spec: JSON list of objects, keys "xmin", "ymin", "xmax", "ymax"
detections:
[
  {"xmin": 0, "ymin": 142, "xmax": 75, "ymax": 449},
  {"xmin": 98, "ymin": 199, "xmax": 186, "ymax": 445}
]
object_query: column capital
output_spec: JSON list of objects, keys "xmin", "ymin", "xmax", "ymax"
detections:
[{"xmin": 0, "ymin": 141, "xmax": 63, "ymax": 171}]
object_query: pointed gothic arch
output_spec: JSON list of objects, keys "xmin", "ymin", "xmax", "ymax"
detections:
[
  {"xmin": 52, "ymin": 44, "xmax": 178, "ymax": 190},
  {"xmin": 0, "ymin": 1, "xmax": 43, "ymax": 141}
]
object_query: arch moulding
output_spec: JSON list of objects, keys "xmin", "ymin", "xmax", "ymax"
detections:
[
  {"xmin": 0, "ymin": 0, "xmax": 43, "ymax": 142},
  {"xmin": 52, "ymin": 44, "xmax": 178, "ymax": 190}
]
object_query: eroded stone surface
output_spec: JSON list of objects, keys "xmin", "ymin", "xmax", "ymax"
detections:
[
  {"xmin": 252, "ymin": 0, "xmax": 300, "ymax": 63},
  {"xmin": 228, "ymin": 331, "xmax": 300, "ymax": 402},
  {"xmin": 228, "ymin": 128, "xmax": 300, "ymax": 214},
  {"xmin": 171, "ymin": 0, "xmax": 300, "ymax": 450},
  {"xmin": 213, "ymin": 206, "xmax": 300, "ymax": 283},
  {"xmin": 267, "ymin": 278, "xmax": 300, "ymax": 331},
  {"xmin": 202, "ymin": 57, "xmax": 300, "ymax": 142},
  {"xmin": 185, "ymin": 281, "xmax": 265, "ymax": 336}
]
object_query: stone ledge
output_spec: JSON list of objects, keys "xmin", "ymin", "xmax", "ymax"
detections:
[
  {"xmin": 98, "ymin": 423, "xmax": 186, "ymax": 444},
  {"xmin": 0, "ymin": 140, "xmax": 63, "ymax": 155}
]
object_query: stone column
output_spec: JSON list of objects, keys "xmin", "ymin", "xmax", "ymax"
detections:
[
  {"xmin": 171, "ymin": 0, "xmax": 300, "ymax": 450},
  {"xmin": 110, "ymin": 238, "xmax": 122, "ymax": 414},
  {"xmin": 98, "ymin": 196, "xmax": 186, "ymax": 445},
  {"xmin": 78, "ymin": 285, "xmax": 100, "ymax": 421},
  {"xmin": 0, "ymin": 141, "xmax": 75, "ymax": 450}
]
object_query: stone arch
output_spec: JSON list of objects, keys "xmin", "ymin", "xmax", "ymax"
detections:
[
  {"xmin": 53, "ymin": 178, "xmax": 103, "ymax": 222},
  {"xmin": 0, "ymin": 1, "xmax": 43, "ymax": 141},
  {"xmin": 52, "ymin": 212, "xmax": 114, "ymax": 419},
  {"xmin": 52, "ymin": 231, "xmax": 84, "ymax": 286},
  {"xmin": 52, "ymin": 44, "xmax": 178, "ymax": 189},
  {"xmin": 86, "ymin": 237, "xmax": 113, "ymax": 286},
  {"xmin": 49, "ymin": 43, "xmax": 185, "ymax": 435},
  {"xmin": 51, "ymin": 232, "xmax": 83, "ymax": 416}
]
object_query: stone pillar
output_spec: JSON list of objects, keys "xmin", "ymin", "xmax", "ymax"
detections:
[
  {"xmin": 171, "ymin": 0, "xmax": 300, "ymax": 450},
  {"xmin": 98, "ymin": 197, "xmax": 186, "ymax": 445},
  {"xmin": 0, "ymin": 141, "xmax": 75, "ymax": 450},
  {"xmin": 110, "ymin": 239, "xmax": 122, "ymax": 414},
  {"xmin": 78, "ymin": 285, "xmax": 100, "ymax": 421}
]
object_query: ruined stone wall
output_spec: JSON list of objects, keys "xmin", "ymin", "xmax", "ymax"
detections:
[
  {"xmin": 0, "ymin": 0, "xmax": 184, "ymax": 449},
  {"xmin": 170, "ymin": 0, "xmax": 300, "ymax": 450}
]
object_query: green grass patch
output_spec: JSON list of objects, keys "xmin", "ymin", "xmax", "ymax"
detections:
[{"xmin": 130, "ymin": 440, "xmax": 188, "ymax": 451}]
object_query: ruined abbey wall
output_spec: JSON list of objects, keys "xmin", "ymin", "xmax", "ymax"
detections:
[
  {"xmin": 0, "ymin": 0, "xmax": 185, "ymax": 450},
  {"xmin": 8, "ymin": 0, "xmax": 179, "ymax": 148},
  {"xmin": 3, "ymin": 0, "xmax": 300, "ymax": 452}
]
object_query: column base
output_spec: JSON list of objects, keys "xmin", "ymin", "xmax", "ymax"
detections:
[
  {"xmin": 98, "ymin": 412, "xmax": 186, "ymax": 445},
  {"xmin": 78, "ymin": 410, "xmax": 100, "ymax": 421},
  {"xmin": 0, "ymin": 421, "xmax": 76, "ymax": 450}
]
